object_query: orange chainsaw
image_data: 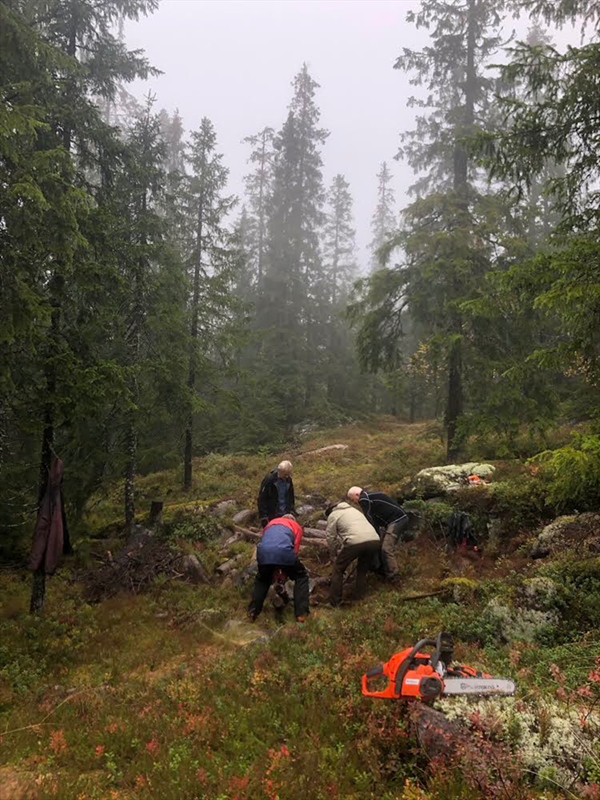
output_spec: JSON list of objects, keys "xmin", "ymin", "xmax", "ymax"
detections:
[{"xmin": 362, "ymin": 632, "xmax": 515, "ymax": 702}]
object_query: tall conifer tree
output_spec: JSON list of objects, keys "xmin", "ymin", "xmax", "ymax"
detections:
[
  {"xmin": 182, "ymin": 118, "xmax": 239, "ymax": 490},
  {"xmin": 369, "ymin": 161, "xmax": 396, "ymax": 270}
]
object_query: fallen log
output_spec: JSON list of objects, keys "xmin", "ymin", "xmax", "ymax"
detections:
[
  {"xmin": 400, "ymin": 589, "xmax": 445, "ymax": 601},
  {"xmin": 234, "ymin": 526, "xmax": 329, "ymax": 552},
  {"xmin": 220, "ymin": 531, "xmax": 243, "ymax": 551},
  {"xmin": 303, "ymin": 527, "xmax": 327, "ymax": 539},
  {"xmin": 297, "ymin": 444, "xmax": 349, "ymax": 458}
]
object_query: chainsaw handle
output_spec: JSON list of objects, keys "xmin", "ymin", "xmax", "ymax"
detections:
[
  {"xmin": 362, "ymin": 666, "xmax": 398, "ymax": 698},
  {"xmin": 394, "ymin": 638, "xmax": 437, "ymax": 694}
]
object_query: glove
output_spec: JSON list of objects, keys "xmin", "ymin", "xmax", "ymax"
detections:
[{"xmin": 260, "ymin": 518, "xmax": 269, "ymax": 529}]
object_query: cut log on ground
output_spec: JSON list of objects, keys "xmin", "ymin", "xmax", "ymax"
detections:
[
  {"xmin": 409, "ymin": 703, "xmax": 465, "ymax": 761},
  {"xmin": 303, "ymin": 527, "xmax": 327, "ymax": 539},
  {"xmin": 234, "ymin": 526, "xmax": 329, "ymax": 552},
  {"xmin": 215, "ymin": 554, "xmax": 246, "ymax": 576},
  {"xmin": 220, "ymin": 531, "xmax": 243, "ymax": 550}
]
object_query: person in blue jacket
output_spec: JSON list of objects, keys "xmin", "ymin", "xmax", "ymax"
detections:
[{"xmin": 248, "ymin": 515, "xmax": 309, "ymax": 623}]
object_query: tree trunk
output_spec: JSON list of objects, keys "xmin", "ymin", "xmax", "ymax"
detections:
[
  {"xmin": 184, "ymin": 185, "xmax": 204, "ymax": 491},
  {"xmin": 124, "ymin": 418, "xmax": 137, "ymax": 532},
  {"xmin": 446, "ymin": 339, "xmax": 462, "ymax": 461},
  {"xmin": 446, "ymin": 0, "xmax": 476, "ymax": 460},
  {"xmin": 149, "ymin": 500, "xmax": 164, "ymax": 527},
  {"xmin": 409, "ymin": 383, "xmax": 416, "ymax": 424},
  {"xmin": 30, "ymin": 569, "xmax": 46, "ymax": 614}
]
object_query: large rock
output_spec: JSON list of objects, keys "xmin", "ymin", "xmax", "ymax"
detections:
[
  {"xmin": 485, "ymin": 597, "xmax": 558, "ymax": 643},
  {"xmin": 176, "ymin": 554, "xmax": 211, "ymax": 585},
  {"xmin": 404, "ymin": 462, "xmax": 496, "ymax": 499},
  {"xmin": 214, "ymin": 499, "xmax": 237, "ymax": 515},
  {"xmin": 232, "ymin": 561, "xmax": 259, "ymax": 587},
  {"xmin": 530, "ymin": 513, "xmax": 600, "ymax": 559},
  {"xmin": 233, "ymin": 508, "xmax": 254, "ymax": 525}
]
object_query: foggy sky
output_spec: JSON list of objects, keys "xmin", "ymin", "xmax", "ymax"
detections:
[{"xmin": 124, "ymin": 1, "xmax": 578, "ymax": 271}]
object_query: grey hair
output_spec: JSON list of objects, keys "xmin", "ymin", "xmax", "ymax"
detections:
[{"xmin": 277, "ymin": 460, "xmax": 293, "ymax": 475}]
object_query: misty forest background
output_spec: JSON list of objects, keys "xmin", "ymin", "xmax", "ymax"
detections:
[{"xmin": 3, "ymin": 0, "xmax": 600, "ymax": 556}]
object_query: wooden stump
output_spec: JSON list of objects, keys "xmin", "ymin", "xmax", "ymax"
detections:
[
  {"xmin": 410, "ymin": 703, "xmax": 465, "ymax": 761},
  {"xmin": 149, "ymin": 500, "xmax": 163, "ymax": 527}
]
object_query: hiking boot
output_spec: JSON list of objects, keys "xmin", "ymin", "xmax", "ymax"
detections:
[
  {"xmin": 296, "ymin": 616, "xmax": 307, "ymax": 624},
  {"xmin": 247, "ymin": 611, "xmax": 258, "ymax": 623}
]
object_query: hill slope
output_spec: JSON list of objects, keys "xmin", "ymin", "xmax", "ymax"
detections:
[{"xmin": 1, "ymin": 419, "xmax": 599, "ymax": 799}]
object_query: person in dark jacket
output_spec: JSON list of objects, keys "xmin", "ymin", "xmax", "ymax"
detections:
[
  {"xmin": 257, "ymin": 461, "xmax": 295, "ymax": 528},
  {"xmin": 248, "ymin": 515, "xmax": 309, "ymax": 623},
  {"xmin": 347, "ymin": 486, "xmax": 409, "ymax": 581}
]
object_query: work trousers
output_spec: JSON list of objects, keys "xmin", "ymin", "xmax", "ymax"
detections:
[
  {"xmin": 381, "ymin": 516, "xmax": 409, "ymax": 579},
  {"xmin": 248, "ymin": 559, "xmax": 309, "ymax": 618},
  {"xmin": 330, "ymin": 540, "xmax": 380, "ymax": 606}
]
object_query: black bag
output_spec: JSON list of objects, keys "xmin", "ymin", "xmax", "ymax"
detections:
[{"xmin": 447, "ymin": 511, "xmax": 478, "ymax": 550}]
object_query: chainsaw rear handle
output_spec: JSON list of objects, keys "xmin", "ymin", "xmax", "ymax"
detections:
[
  {"xmin": 362, "ymin": 664, "xmax": 396, "ymax": 698},
  {"xmin": 362, "ymin": 634, "xmax": 452, "ymax": 699}
]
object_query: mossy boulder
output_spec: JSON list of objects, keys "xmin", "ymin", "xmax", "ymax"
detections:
[
  {"xmin": 484, "ymin": 597, "xmax": 558, "ymax": 643},
  {"xmin": 531, "ymin": 513, "xmax": 600, "ymax": 559},
  {"xmin": 440, "ymin": 576, "xmax": 479, "ymax": 604},
  {"xmin": 400, "ymin": 462, "xmax": 496, "ymax": 500}
]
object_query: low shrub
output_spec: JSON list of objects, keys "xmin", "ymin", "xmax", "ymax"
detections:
[
  {"xmin": 533, "ymin": 432, "xmax": 600, "ymax": 511},
  {"xmin": 489, "ymin": 478, "xmax": 548, "ymax": 533},
  {"xmin": 535, "ymin": 558, "xmax": 600, "ymax": 639},
  {"xmin": 403, "ymin": 499, "xmax": 454, "ymax": 536},
  {"xmin": 165, "ymin": 511, "xmax": 224, "ymax": 544}
]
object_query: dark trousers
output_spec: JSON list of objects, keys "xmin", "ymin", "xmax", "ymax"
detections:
[
  {"xmin": 381, "ymin": 516, "xmax": 409, "ymax": 579},
  {"xmin": 330, "ymin": 540, "xmax": 380, "ymax": 606},
  {"xmin": 248, "ymin": 559, "xmax": 309, "ymax": 618}
]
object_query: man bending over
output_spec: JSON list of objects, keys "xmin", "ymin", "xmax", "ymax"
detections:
[
  {"xmin": 326, "ymin": 501, "xmax": 380, "ymax": 606},
  {"xmin": 248, "ymin": 515, "xmax": 309, "ymax": 623},
  {"xmin": 347, "ymin": 486, "xmax": 409, "ymax": 582}
]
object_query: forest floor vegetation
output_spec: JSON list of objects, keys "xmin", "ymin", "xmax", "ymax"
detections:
[{"xmin": 2, "ymin": 418, "xmax": 600, "ymax": 799}]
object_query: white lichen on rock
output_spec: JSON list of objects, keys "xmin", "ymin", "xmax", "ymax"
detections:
[
  {"xmin": 408, "ymin": 462, "xmax": 496, "ymax": 497},
  {"xmin": 485, "ymin": 597, "xmax": 558, "ymax": 643}
]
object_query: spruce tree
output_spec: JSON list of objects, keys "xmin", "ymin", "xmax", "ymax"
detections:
[
  {"xmin": 30, "ymin": 0, "xmax": 159, "ymax": 498},
  {"xmin": 243, "ymin": 126, "xmax": 274, "ymax": 290},
  {"xmin": 262, "ymin": 65, "xmax": 329, "ymax": 421},
  {"xmin": 369, "ymin": 162, "xmax": 396, "ymax": 270},
  {"xmin": 324, "ymin": 174, "xmax": 357, "ymax": 305},
  {"xmin": 182, "ymin": 118, "xmax": 239, "ymax": 490},
  {"xmin": 353, "ymin": 0, "xmax": 509, "ymax": 458}
]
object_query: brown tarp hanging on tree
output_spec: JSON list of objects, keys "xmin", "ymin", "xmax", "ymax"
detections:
[{"xmin": 29, "ymin": 456, "xmax": 71, "ymax": 576}]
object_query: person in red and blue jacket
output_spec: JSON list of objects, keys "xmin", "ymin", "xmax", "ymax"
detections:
[{"xmin": 248, "ymin": 515, "xmax": 309, "ymax": 623}]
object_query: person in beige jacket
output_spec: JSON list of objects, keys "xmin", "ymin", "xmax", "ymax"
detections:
[{"xmin": 325, "ymin": 501, "xmax": 381, "ymax": 606}]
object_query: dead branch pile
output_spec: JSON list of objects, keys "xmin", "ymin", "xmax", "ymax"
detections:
[{"xmin": 83, "ymin": 526, "xmax": 210, "ymax": 602}]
